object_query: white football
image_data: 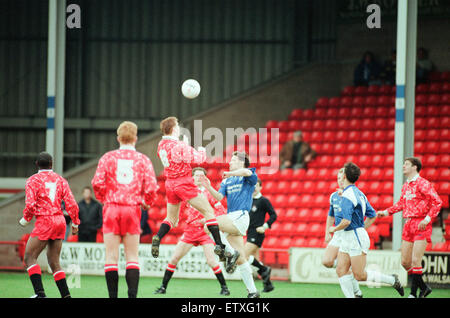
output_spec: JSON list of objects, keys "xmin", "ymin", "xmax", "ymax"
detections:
[{"xmin": 181, "ymin": 79, "xmax": 201, "ymax": 99}]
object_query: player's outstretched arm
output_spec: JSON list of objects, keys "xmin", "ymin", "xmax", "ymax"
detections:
[
  {"xmin": 200, "ymin": 175, "xmax": 224, "ymax": 202},
  {"xmin": 21, "ymin": 180, "xmax": 36, "ymax": 224},
  {"xmin": 223, "ymin": 168, "xmax": 252, "ymax": 178}
]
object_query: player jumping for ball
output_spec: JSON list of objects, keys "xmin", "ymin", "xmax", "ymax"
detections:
[
  {"xmin": 92, "ymin": 121, "xmax": 158, "ymax": 298},
  {"xmin": 201, "ymin": 151, "xmax": 260, "ymax": 298},
  {"xmin": 20, "ymin": 152, "xmax": 80, "ymax": 298},
  {"xmin": 154, "ymin": 167, "xmax": 230, "ymax": 296},
  {"xmin": 152, "ymin": 117, "xmax": 225, "ymax": 258}
]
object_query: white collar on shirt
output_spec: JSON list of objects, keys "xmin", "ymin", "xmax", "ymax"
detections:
[
  {"xmin": 253, "ymin": 193, "xmax": 262, "ymax": 199},
  {"xmin": 407, "ymin": 173, "xmax": 420, "ymax": 183},
  {"xmin": 119, "ymin": 145, "xmax": 136, "ymax": 151},
  {"xmin": 38, "ymin": 169, "xmax": 53, "ymax": 173},
  {"xmin": 162, "ymin": 135, "xmax": 179, "ymax": 141}
]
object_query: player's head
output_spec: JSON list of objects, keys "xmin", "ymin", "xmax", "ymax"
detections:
[
  {"xmin": 343, "ymin": 162, "xmax": 361, "ymax": 184},
  {"xmin": 230, "ymin": 151, "xmax": 250, "ymax": 171},
  {"xmin": 337, "ymin": 168, "xmax": 345, "ymax": 189},
  {"xmin": 35, "ymin": 152, "xmax": 53, "ymax": 170},
  {"xmin": 160, "ymin": 116, "xmax": 180, "ymax": 137},
  {"xmin": 404, "ymin": 157, "xmax": 422, "ymax": 175},
  {"xmin": 82, "ymin": 186, "xmax": 92, "ymax": 200},
  {"xmin": 117, "ymin": 121, "xmax": 138, "ymax": 145},
  {"xmin": 253, "ymin": 178, "xmax": 262, "ymax": 196},
  {"xmin": 192, "ymin": 167, "xmax": 207, "ymax": 186}
]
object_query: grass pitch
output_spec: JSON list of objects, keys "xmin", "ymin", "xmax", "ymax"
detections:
[{"xmin": 1, "ymin": 272, "xmax": 449, "ymax": 298}]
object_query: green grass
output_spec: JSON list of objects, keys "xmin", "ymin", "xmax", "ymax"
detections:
[{"xmin": 1, "ymin": 272, "xmax": 449, "ymax": 298}]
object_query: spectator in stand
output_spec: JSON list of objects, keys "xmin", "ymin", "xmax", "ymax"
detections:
[
  {"xmin": 353, "ymin": 51, "xmax": 382, "ymax": 86},
  {"xmin": 77, "ymin": 186, "xmax": 103, "ymax": 242},
  {"xmin": 279, "ymin": 130, "xmax": 317, "ymax": 170},
  {"xmin": 381, "ymin": 49, "xmax": 396, "ymax": 85},
  {"xmin": 416, "ymin": 47, "xmax": 434, "ymax": 84},
  {"xmin": 140, "ymin": 208, "xmax": 152, "ymax": 243}
]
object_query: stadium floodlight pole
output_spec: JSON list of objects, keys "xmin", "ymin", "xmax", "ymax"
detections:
[
  {"xmin": 393, "ymin": 0, "xmax": 417, "ymax": 251},
  {"xmin": 46, "ymin": 0, "xmax": 66, "ymax": 175}
]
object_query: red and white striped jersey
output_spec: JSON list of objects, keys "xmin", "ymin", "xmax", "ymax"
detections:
[
  {"xmin": 387, "ymin": 174, "xmax": 442, "ymax": 219},
  {"xmin": 180, "ymin": 188, "xmax": 226, "ymax": 227},
  {"xmin": 157, "ymin": 136, "xmax": 206, "ymax": 179},
  {"xmin": 23, "ymin": 170, "xmax": 80, "ymax": 225},
  {"xmin": 91, "ymin": 145, "xmax": 158, "ymax": 206}
]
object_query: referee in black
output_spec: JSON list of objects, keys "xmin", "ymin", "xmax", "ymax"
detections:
[{"xmin": 245, "ymin": 178, "xmax": 277, "ymax": 292}]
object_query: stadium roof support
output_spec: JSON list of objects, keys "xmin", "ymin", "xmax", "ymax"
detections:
[
  {"xmin": 46, "ymin": 0, "xmax": 66, "ymax": 174},
  {"xmin": 393, "ymin": 0, "xmax": 417, "ymax": 251}
]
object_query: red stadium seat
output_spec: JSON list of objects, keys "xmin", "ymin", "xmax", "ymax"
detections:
[
  {"xmin": 440, "ymin": 141, "xmax": 450, "ymax": 154},
  {"xmin": 280, "ymin": 168, "xmax": 294, "ymax": 180},
  {"xmin": 296, "ymin": 222, "xmax": 308, "ymax": 235},
  {"xmin": 427, "ymin": 94, "xmax": 440, "ymax": 105},
  {"xmin": 287, "ymin": 194, "xmax": 300, "ymax": 208},
  {"xmin": 265, "ymin": 120, "xmax": 278, "ymax": 129},
  {"xmin": 328, "ymin": 97, "xmax": 341, "ymax": 108},
  {"xmin": 293, "ymin": 237, "xmax": 307, "ymax": 247},
  {"xmin": 306, "ymin": 238, "xmax": 322, "ymax": 248},
  {"xmin": 365, "ymin": 96, "xmax": 378, "ymax": 107},
  {"xmin": 439, "ymin": 154, "xmax": 450, "ymax": 167},
  {"xmin": 367, "ymin": 226, "xmax": 380, "ymax": 243},
  {"xmin": 299, "ymin": 194, "xmax": 313, "ymax": 208},
  {"xmin": 367, "ymin": 85, "xmax": 380, "ymax": 96},
  {"xmin": 289, "ymin": 109, "xmax": 303, "ymax": 120},
  {"xmin": 442, "ymin": 94, "xmax": 450, "ymax": 105},
  {"xmin": 438, "ymin": 168, "xmax": 450, "ymax": 181},
  {"xmin": 316, "ymin": 97, "xmax": 330, "ymax": 108},
  {"xmin": 352, "ymin": 96, "xmax": 365, "ymax": 108},
  {"xmin": 341, "ymin": 86, "xmax": 355, "ymax": 96},
  {"xmin": 341, "ymin": 96, "xmax": 353, "ymax": 108},
  {"xmin": 441, "ymin": 129, "xmax": 450, "ymax": 141},
  {"xmin": 284, "ymin": 208, "xmax": 299, "ymax": 222},
  {"xmin": 416, "ymin": 83, "xmax": 429, "ymax": 94},
  {"xmin": 433, "ymin": 242, "xmax": 447, "ymax": 252},
  {"xmin": 350, "ymin": 106, "xmax": 365, "ymax": 118},
  {"xmin": 415, "ymin": 105, "xmax": 427, "ymax": 117},
  {"xmin": 278, "ymin": 120, "xmax": 290, "ymax": 132},
  {"xmin": 416, "ymin": 94, "xmax": 427, "ymax": 106},
  {"xmin": 429, "ymin": 83, "xmax": 442, "ymax": 93},
  {"xmin": 378, "ymin": 223, "xmax": 391, "ymax": 238},
  {"xmin": 311, "ymin": 208, "xmax": 326, "ymax": 223},
  {"xmin": 354, "ymin": 86, "xmax": 368, "ymax": 96}
]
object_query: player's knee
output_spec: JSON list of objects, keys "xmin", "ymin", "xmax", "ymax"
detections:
[
  {"xmin": 401, "ymin": 259, "xmax": 412, "ymax": 270},
  {"xmin": 322, "ymin": 258, "xmax": 334, "ymax": 268},
  {"xmin": 353, "ymin": 272, "xmax": 366, "ymax": 281}
]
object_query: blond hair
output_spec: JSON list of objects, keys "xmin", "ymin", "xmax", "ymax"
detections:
[{"xmin": 117, "ymin": 121, "xmax": 138, "ymax": 144}]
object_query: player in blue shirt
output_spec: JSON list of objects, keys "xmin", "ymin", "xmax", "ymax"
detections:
[
  {"xmin": 202, "ymin": 151, "xmax": 259, "ymax": 298},
  {"xmin": 323, "ymin": 168, "xmax": 363, "ymax": 297},
  {"xmin": 328, "ymin": 163, "xmax": 404, "ymax": 297}
]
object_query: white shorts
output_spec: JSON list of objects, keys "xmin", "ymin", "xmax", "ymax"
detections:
[
  {"xmin": 328, "ymin": 230, "xmax": 344, "ymax": 248},
  {"xmin": 227, "ymin": 210, "xmax": 250, "ymax": 236},
  {"xmin": 339, "ymin": 227, "xmax": 370, "ymax": 257}
]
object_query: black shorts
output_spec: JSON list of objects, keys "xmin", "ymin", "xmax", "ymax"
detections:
[{"xmin": 246, "ymin": 227, "xmax": 265, "ymax": 248}]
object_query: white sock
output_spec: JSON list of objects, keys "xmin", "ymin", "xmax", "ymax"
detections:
[
  {"xmin": 350, "ymin": 273, "xmax": 362, "ymax": 296},
  {"xmin": 238, "ymin": 262, "xmax": 257, "ymax": 294},
  {"xmin": 338, "ymin": 274, "xmax": 355, "ymax": 298},
  {"xmin": 219, "ymin": 231, "xmax": 235, "ymax": 254},
  {"xmin": 366, "ymin": 270, "xmax": 395, "ymax": 285},
  {"xmin": 333, "ymin": 259, "xmax": 338, "ymax": 268}
]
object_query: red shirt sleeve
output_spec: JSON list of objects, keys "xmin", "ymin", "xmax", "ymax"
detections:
[
  {"xmin": 23, "ymin": 178, "xmax": 36, "ymax": 222},
  {"xmin": 91, "ymin": 154, "xmax": 108, "ymax": 203},
  {"xmin": 61, "ymin": 177, "xmax": 80, "ymax": 225},
  {"xmin": 419, "ymin": 179, "xmax": 442, "ymax": 220}
]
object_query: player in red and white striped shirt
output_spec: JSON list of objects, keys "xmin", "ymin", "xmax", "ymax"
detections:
[
  {"xmin": 154, "ymin": 167, "xmax": 230, "ymax": 296},
  {"xmin": 378, "ymin": 157, "xmax": 442, "ymax": 298},
  {"xmin": 152, "ymin": 117, "xmax": 225, "ymax": 259},
  {"xmin": 92, "ymin": 121, "xmax": 158, "ymax": 298},
  {"xmin": 20, "ymin": 152, "xmax": 79, "ymax": 298}
]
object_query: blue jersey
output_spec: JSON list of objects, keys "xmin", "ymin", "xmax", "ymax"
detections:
[
  {"xmin": 328, "ymin": 185, "xmax": 376, "ymax": 231},
  {"xmin": 219, "ymin": 168, "xmax": 258, "ymax": 213}
]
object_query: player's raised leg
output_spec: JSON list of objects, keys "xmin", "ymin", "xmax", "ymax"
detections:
[
  {"xmin": 188, "ymin": 194, "xmax": 225, "ymax": 253},
  {"xmin": 104, "ymin": 233, "xmax": 121, "ymax": 298},
  {"xmin": 24, "ymin": 237, "xmax": 48, "ymax": 298},
  {"xmin": 123, "ymin": 233, "xmax": 140, "ymax": 298},
  {"xmin": 154, "ymin": 241, "xmax": 193, "ymax": 294},
  {"xmin": 152, "ymin": 202, "xmax": 180, "ymax": 258},
  {"xmin": 47, "ymin": 239, "xmax": 71, "ymax": 298}
]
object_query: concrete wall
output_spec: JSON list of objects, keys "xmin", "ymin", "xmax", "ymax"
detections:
[{"xmin": 0, "ymin": 62, "xmax": 344, "ymax": 243}]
